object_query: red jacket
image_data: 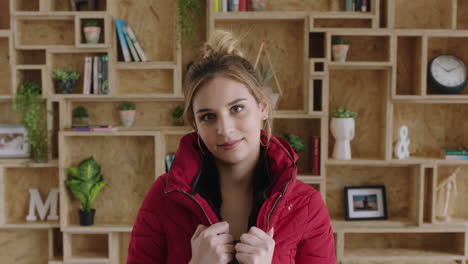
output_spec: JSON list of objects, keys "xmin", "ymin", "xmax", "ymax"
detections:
[{"xmin": 127, "ymin": 131, "xmax": 336, "ymax": 263}]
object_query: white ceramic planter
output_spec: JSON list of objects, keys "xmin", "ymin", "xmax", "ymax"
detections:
[
  {"xmin": 330, "ymin": 117, "xmax": 355, "ymax": 160},
  {"xmin": 83, "ymin": 26, "xmax": 101, "ymax": 44},
  {"xmin": 120, "ymin": 110, "xmax": 136, "ymax": 127},
  {"xmin": 332, "ymin": 44, "xmax": 349, "ymax": 62},
  {"xmin": 262, "ymin": 87, "xmax": 280, "ymax": 109}
]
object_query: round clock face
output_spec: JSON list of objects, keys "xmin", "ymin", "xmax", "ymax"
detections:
[{"xmin": 430, "ymin": 55, "xmax": 467, "ymax": 87}]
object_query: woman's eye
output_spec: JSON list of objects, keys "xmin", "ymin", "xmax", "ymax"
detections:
[
  {"xmin": 200, "ymin": 113, "xmax": 215, "ymax": 121},
  {"xmin": 232, "ymin": 105, "xmax": 244, "ymax": 113}
]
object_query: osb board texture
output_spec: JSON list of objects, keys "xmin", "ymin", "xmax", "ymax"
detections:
[
  {"xmin": 14, "ymin": 0, "xmax": 39, "ymax": 11},
  {"xmin": 436, "ymin": 165, "xmax": 468, "ymax": 220},
  {"xmin": 337, "ymin": 36, "xmax": 390, "ymax": 62},
  {"xmin": 71, "ymin": 234, "xmax": 108, "ymax": 258},
  {"xmin": 344, "ymin": 232, "xmax": 465, "ymax": 255},
  {"xmin": 215, "ymin": 20, "xmax": 305, "ymax": 111},
  {"xmin": 18, "ymin": 20, "xmax": 75, "ymax": 46},
  {"xmin": 119, "ymin": 232, "xmax": 131, "ymax": 264},
  {"xmin": 51, "ymin": 52, "xmax": 106, "ymax": 94},
  {"xmin": 314, "ymin": 19, "xmax": 372, "ymax": 29},
  {"xmin": 16, "ymin": 50, "xmax": 46, "ymax": 65},
  {"xmin": 328, "ymin": 69, "xmax": 388, "ymax": 159},
  {"xmin": 0, "ymin": 0, "xmax": 9, "ymax": 29},
  {"xmin": 4, "ymin": 167, "xmax": 59, "ymax": 223},
  {"xmin": 113, "ymin": 0, "xmax": 176, "ymax": 61},
  {"xmin": 397, "ymin": 37, "xmax": 422, "ymax": 95},
  {"xmin": 326, "ymin": 166, "xmax": 417, "ymax": 220},
  {"xmin": 427, "ymin": 37, "xmax": 468, "ymax": 95},
  {"xmin": 63, "ymin": 136, "xmax": 155, "ymax": 226},
  {"xmin": 457, "ymin": 0, "xmax": 468, "ymax": 29},
  {"xmin": 165, "ymin": 134, "xmax": 183, "ymax": 154},
  {"xmin": 394, "ymin": 0, "xmax": 452, "ymax": 29},
  {"xmin": 0, "ymin": 229, "xmax": 49, "ymax": 264},
  {"xmin": 117, "ymin": 69, "xmax": 173, "ymax": 94},
  {"xmin": 0, "ymin": 101, "xmax": 24, "ymax": 124},
  {"xmin": 0, "ymin": 38, "xmax": 11, "ymax": 95},
  {"xmin": 265, "ymin": 0, "xmax": 344, "ymax": 11},
  {"xmin": 272, "ymin": 118, "xmax": 320, "ymax": 174},
  {"xmin": 70, "ymin": 101, "xmax": 184, "ymax": 127},
  {"xmin": 346, "ymin": 261, "xmax": 461, "ymax": 264},
  {"xmin": 51, "ymin": 0, "xmax": 106, "ymax": 11},
  {"xmin": 393, "ymin": 104, "xmax": 468, "ymax": 157}
]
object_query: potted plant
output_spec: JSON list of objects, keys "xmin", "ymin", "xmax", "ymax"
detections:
[
  {"xmin": 279, "ymin": 133, "xmax": 306, "ymax": 154},
  {"xmin": 256, "ymin": 62, "xmax": 280, "ymax": 109},
  {"xmin": 65, "ymin": 156, "xmax": 107, "ymax": 226},
  {"xmin": 251, "ymin": 0, "xmax": 268, "ymax": 11},
  {"xmin": 332, "ymin": 36, "xmax": 349, "ymax": 62},
  {"xmin": 172, "ymin": 105, "xmax": 184, "ymax": 126},
  {"xmin": 176, "ymin": 0, "xmax": 201, "ymax": 43},
  {"xmin": 52, "ymin": 68, "xmax": 80, "ymax": 94},
  {"xmin": 12, "ymin": 80, "xmax": 50, "ymax": 162},
  {"xmin": 119, "ymin": 102, "xmax": 136, "ymax": 127},
  {"xmin": 72, "ymin": 106, "xmax": 90, "ymax": 127},
  {"xmin": 331, "ymin": 106, "xmax": 357, "ymax": 160},
  {"xmin": 83, "ymin": 19, "xmax": 101, "ymax": 44}
]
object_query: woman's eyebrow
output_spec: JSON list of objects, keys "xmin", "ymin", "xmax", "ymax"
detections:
[{"xmin": 195, "ymin": 98, "xmax": 247, "ymax": 114}]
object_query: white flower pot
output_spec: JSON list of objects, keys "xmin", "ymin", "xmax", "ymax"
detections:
[
  {"xmin": 330, "ymin": 117, "xmax": 355, "ymax": 160},
  {"xmin": 120, "ymin": 110, "xmax": 136, "ymax": 127},
  {"xmin": 83, "ymin": 26, "xmax": 101, "ymax": 44},
  {"xmin": 262, "ymin": 87, "xmax": 280, "ymax": 110},
  {"xmin": 332, "ymin": 44, "xmax": 349, "ymax": 62}
]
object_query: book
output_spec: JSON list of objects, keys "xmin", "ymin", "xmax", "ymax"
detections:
[
  {"xmin": 115, "ymin": 18, "xmax": 132, "ymax": 62},
  {"xmin": 228, "ymin": 0, "xmax": 233, "ymax": 11},
  {"xmin": 445, "ymin": 155, "xmax": 468, "ymax": 160},
  {"xmin": 214, "ymin": 0, "xmax": 219, "ymax": 12},
  {"xmin": 93, "ymin": 56, "xmax": 99, "ymax": 94},
  {"xmin": 83, "ymin": 56, "xmax": 92, "ymax": 94},
  {"xmin": 222, "ymin": 0, "xmax": 228, "ymax": 12},
  {"xmin": 233, "ymin": 0, "xmax": 239, "ymax": 11},
  {"xmin": 97, "ymin": 55, "xmax": 103, "ymax": 94},
  {"xmin": 123, "ymin": 26, "xmax": 140, "ymax": 62},
  {"xmin": 311, "ymin": 136, "xmax": 320, "ymax": 175},
  {"xmin": 101, "ymin": 55, "xmax": 109, "ymax": 94},
  {"xmin": 239, "ymin": 0, "xmax": 246, "ymax": 11},
  {"xmin": 125, "ymin": 25, "xmax": 149, "ymax": 62},
  {"xmin": 445, "ymin": 150, "xmax": 468, "ymax": 155},
  {"xmin": 72, "ymin": 124, "xmax": 117, "ymax": 132}
]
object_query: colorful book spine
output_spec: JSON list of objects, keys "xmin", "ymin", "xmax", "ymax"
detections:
[
  {"xmin": 214, "ymin": 0, "xmax": 219, "ymax": 12},
  {"xmin": 83, "ymin": 56, "xmax": 92, "ymax": 94},
  {"xmin": 115, "ymin": 18, "xmax": 131, "ymax": 62},
  {"xmin": 228, "ymin": 0, "xmax": 233, "ymax": 11},
  {"xmin": 361, "ymin": 0, "xmax": 368, "ymax": 11},
  {"xmin": 445, "ymin": 155, "xmax": 468, "ymax": 160},
  {"xmin": 312, "ymin": 136, "xmax": 320, "ymax": 175},
  {"xmin": 123, "ymin": 26, "xmax": 140, "ymax": 62},
  {"xmin": 239, "ymin": 0, "xmax": 246, "ymax": 11},
  {"xmin": 125, "ymin": 25, "xmax": 149, "ymax": 62},
  {"xmin": 72, "ymin": 127, "xmax": 91, "ymax": 132},
  {"xmin": 233, "ymin": 0, "xmax": 239, "ymax": 11},
  {"xmin": 355, "ymin": 0, "xmax": 361, "ymax": 11},
  {"xmin": 101, "ymin": 55, "xmax": 109, "ymax": 94},
  {"xmin": 92, "ymin": 56, "xmax": 99, "ymax": 94},
  {"xmin": 445, "ymin": 150, "xmax": 468, "ymax": 155},
  {"xmin": 97, "ymin": 56, "xmax": 102, "ymax": 94},
  {"xmin": 222, "ymin": 0, "xmax": 228, "ymax": 12}
]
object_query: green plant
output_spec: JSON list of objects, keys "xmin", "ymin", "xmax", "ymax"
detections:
[
  {"xmin": 119, "ymin": 102, "xmax": 136, "ymax": 111},
  {"xmin": 332, "ymin": 36, "xmax": 349, "ymax": 45},
  {"xmin": 65, "ymin": 156, "xmax": 107, "ymax": 212},
  {"xmin": 83, "ymin": 19, "xmax": 100, "ymax": 27},
  {"xmin": 12, "ymin": 80, "xmax": 51, "ymax": 162},
  {"xmin": 279, "ymin": 133, "xmax": 306, "ymax": 153},
  {"xmin": 332, "ymin": 106, "xmax": 357, "ymax": 118},
  {"xmin": 255, "ymin": 62, "xmax": 274, "ymax": 87},
  {"xmin": 73, "ymin": 106, "xmax": 89, "ymax": 118},
  {"xmin": 172, "ymin": 105, "xmax": 184, "ymax": 119},
  {"xmin": 176, "ymin": 0, "xmax": 201, "ymax": 43},
  {"xmin": 52, "ymin": 69, "xmax": 80, "ymax": 83}
]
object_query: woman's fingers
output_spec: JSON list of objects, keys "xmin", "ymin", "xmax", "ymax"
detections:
[
  {"xmin": 201, "ymin": 221, "xmax": 230, "ymax": 237},
  {"xmin": 239, "ymin": 233, "xmax": 263, "ymax": 247},
  {"xmin": 235, "ymin": 242, "xmax": 257, "ymax": 254}
]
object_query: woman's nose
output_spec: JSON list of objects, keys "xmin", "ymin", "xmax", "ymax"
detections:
[{"xmin": 216, "ymin": 115, "xmax": 234, "ymax": 136}]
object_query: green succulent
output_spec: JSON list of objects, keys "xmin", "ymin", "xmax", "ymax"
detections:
[
  {"xmin": 12, "ymin": 80, "xmax": 50, "ymax": 162},
  {"xmin": 65, "ymin": 156, "xmax": 107, "ymax": 212},
  {"xmin": 279, "ymin": 133, "xmax": 306, "ymax": 153},
  {"xmin": 120, "ymin": 102, "xmax": 136, "ymax": 110},
  {"xmin": 332, "ymin": 36, "xmax": 349, "ymax": 45},
  {"xmin": 332, "ymin": 106, "xmax": 357, "ymax": 118},
  {"xmin": 255, "ymin": 62, "xmax": 274, "ymax": 87},
  {"xmin": 176, "ymin": 0, "xmax": 201, "ymax": 43},
  {"xmin": 84, "ymin": 19, "xmax": 100, "ymax": 27},
  {"xmin": 73, "ymin": 106, "xmax": 89, "ymax": 118},
  {"xmin": 172, "ymin": 105, "xmax": 184, "ymax": 119},
  {"xmin": 52, "ymin": 69, "xmax": 80, "ymax": 83}
]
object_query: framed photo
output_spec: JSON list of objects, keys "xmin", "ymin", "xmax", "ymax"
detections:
[
  {"xmin": 344, "ymin": 185, "xmax": 387, "ymax": 221},
  {"xmin": 0, "ymin": 124, "xmax": 30, "ymax": 158}
]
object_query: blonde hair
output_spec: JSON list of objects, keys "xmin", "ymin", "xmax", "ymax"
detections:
[{"xmin": 183, "ymin": 29, "xmax": 272, "ymax": 145}]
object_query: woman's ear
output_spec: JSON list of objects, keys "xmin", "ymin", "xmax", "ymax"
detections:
[{"xmin": 258, "ymin": 98, "xmax": 270, "ymax": 120}]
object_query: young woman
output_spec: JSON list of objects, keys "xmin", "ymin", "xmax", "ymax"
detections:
[{"xmin": 127, "ymin": 29, "xmax": 336, "ymax": 264}]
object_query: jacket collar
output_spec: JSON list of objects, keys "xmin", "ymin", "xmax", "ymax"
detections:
[{"xmin": 164, "ymin": 130, "xmax": 298, "ymax": 198}]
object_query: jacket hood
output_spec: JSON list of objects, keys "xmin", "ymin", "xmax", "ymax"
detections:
[{"xmin": 164, "ymin": 130, "xmax": 298, "ymax": 198}]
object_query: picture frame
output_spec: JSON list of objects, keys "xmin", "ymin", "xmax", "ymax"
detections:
[
  {"xmin": 344, "ymin": 185, "xmax": 387, "ymax": 221},
  {"xmin": 0, "ymin": 124, "xmax": 30, "ymax": 158}
]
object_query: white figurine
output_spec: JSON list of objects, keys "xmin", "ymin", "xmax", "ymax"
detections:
[
  {"xmin": 26, "ymin": 188, "xmax": 59, "ymax": 221},
  {"xmin": 394, "ymin": 125, "xmax": 410, "ymax": 159},
  {"xmin": 436, "ymin": 167, "xmax": 461, "ymax": 222}
]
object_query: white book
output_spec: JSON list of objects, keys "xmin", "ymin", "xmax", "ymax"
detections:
[
  {"xmin": 234, "ymin": 0, "xmax": 239, "ymax": 11},
  {"xmin": 125, "ymin": 25, "xmax": 150, "ymax": 62},
  {"xmin": 123, "ymin": 26, "xmax": 141, "ymax": 62},
  {"xmin": 93, "ymin": 56, "xmax": 98, "ymax": 94},
  {"xmin": 223, "ymin": 0, "xmax": 227, "ymax": 12},
  {"xmin": 83, "ymin": 56, "xmax": 92, "ymax": 94}
]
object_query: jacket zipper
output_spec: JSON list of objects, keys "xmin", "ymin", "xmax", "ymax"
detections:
[{"xmin": 165, "ymin": 189, "xmax": 213, "ymax": 225}]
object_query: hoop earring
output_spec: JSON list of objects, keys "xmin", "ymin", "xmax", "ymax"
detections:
[{"xmin": 197, "ymin": 134, "xmax": 205, "ymax": 155}]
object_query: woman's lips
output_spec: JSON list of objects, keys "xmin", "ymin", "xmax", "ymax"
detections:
[{"xmin": 219, "ymin": 139, "xmax": 242, "ymax": 150}]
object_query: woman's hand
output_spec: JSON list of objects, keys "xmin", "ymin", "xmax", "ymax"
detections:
[
  {"xmin": 190, "ymin": 221, "xmax": 235, "ymax": 264},
  {"xmin": 235, "ymin": 227, "xmax": 275, "ymax": 264}
]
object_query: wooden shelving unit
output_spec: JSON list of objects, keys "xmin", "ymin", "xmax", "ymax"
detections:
[{"xmin": 0, "ymin": 0, "xmax": 467, "ymax": 263}]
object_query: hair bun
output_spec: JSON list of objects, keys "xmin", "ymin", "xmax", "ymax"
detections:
[{"xmin": 202, "ymin": 29, "xmax": 244, "ymax": 58}]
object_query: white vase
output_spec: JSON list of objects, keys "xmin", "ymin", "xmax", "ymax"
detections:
[
  {"xmin": 330, "ymin": 117, "xmax": 355, "ymax": 160},
  {"xmin": 120, "ymin": 110, "xmax": 136, "ymax": 127},
  {"xmin": 83, "ymin": 26, "xmax": 101, "ymax": 44},
  {"xmin": 332, "ymin": 44, "xmax": 349, "ymax": 62},
  {"xmin": 262, "ymin": 87, "xmax": 280, "ymax": 109}
]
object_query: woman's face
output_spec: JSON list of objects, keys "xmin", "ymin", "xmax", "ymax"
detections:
[{"xmin": 192, "ymin": 75, "xmax": 268, "ymax": 165}]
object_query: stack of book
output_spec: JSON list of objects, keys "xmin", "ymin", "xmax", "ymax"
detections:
[
  {"xmin": 346, "ymin": 0, "xmax": 370, "ymax": 12},
  {"xmin": 72, "ymin": 124, "xmax": 117, "ymax": 132},
  {"xmin": 214, "ymin": 0, "xmax": 248, "ymax": 12},
  {"xmin": 443, "ymin": 149, "xmax": 468, "ymax": 160},
  {"xmin": 83, "ymin": 55, "xmax": 109, "ymax": 95},
  {"xmin": 115, "ymin": 18, "xmax": 149, "ymax": 62}
]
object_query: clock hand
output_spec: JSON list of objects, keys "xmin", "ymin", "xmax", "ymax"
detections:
[{"xmin": 436, "ymin": 60, "xmax": 450, "ymax": 72}]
